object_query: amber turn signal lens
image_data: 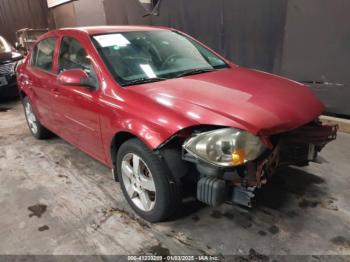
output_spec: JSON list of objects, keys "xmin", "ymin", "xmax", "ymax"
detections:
[{"xmin": 231, "ymin": 150, "xmax": 245, "ymax": 165}]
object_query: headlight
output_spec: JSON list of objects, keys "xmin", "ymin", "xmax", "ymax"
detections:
[{"xmin": 183, "ymin": 128, "xmax": 266, "ymax": 167}]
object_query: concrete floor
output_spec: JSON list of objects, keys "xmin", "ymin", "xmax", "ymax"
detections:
[{"xmin": 1, "ymin": 100, "xmax": 350, "ymax": 259}]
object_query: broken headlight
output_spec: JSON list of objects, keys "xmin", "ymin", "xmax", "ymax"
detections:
[{"xmin": 183, "ymin": 128, "xmax": 266, "ymax": 167}]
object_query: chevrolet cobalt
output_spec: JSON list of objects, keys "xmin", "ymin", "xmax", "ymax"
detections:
[{"xmin": 17, "ymin": 26, "xmax": 337, "ymax": 222}]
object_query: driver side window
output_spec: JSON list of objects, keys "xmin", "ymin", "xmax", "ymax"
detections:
[{"xmin": 58, "ymin": 37, "xmax": 96, "ymax": 77}]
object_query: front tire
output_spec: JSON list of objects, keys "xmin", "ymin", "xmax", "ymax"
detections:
[
  {"xmin": 117, "ymin": 138, "xmax": 182, "ymax": 222},
  {"xmin": 23, "ymin": 96, "xmax": 52, "ymax": 139}
]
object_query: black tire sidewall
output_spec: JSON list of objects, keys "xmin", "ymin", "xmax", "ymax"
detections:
[{"xmin": 117, "ymin": 139, "xmax": 180, "ymax": 222}]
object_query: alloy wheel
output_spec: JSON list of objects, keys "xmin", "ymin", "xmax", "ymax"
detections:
[
  {"xmin": 121, "ymin": 153, "xmax": 156, "ymax": 212},
  {"xmin": 25, "ymin": 101, "xmax": 38, "ymax": 134}
]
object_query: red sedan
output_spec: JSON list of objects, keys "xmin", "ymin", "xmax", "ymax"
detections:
[{"xmin": 17, "ymin": 26, "xmax": 337, "ymax": 222}]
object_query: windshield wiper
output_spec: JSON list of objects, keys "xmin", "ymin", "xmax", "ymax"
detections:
[
  {"xmin": 174, "ymin": 68, "xmax": 216, "ymax": 78},
  {"xmin": 123, "ymin": 77, "xmax": 168, "ymax": 87}
]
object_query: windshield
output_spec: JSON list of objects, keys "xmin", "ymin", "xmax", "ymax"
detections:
[
  {"xmin": 92, "ymin": 30, "xmax": 229, "ymax": 86},
  {"xmin": 0, "ymin": 36, "xmax": 12, "ymax": 53}
]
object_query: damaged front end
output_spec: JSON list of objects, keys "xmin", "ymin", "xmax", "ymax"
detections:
[{"xmin": 182, "ymin": 121, "xmax": 338, "ymax": 208}]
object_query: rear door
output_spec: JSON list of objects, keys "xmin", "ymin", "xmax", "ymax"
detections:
[
  {"xmin": 26, "ymin": 37, "xmax": 57, "ymax": 128},
  {"xmin": 52, "ymin": 36, "xmax": 105, "ymax": 162}
]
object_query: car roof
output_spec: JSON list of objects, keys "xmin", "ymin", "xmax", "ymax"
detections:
[{"xmin": 54, "ymin": 25, "xmax": 171, "ymax": 35}]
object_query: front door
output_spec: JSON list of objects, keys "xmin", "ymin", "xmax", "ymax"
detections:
[{"xmin": 52, "ymin": 36, "xmax": 105, "ymax": 162}]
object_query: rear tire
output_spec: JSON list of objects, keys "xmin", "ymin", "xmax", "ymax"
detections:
[
  {"xmin": 23, "ymin": 96, "xmax": 52, "ymax": 139},
  {"xmin": 117, "ymin": 138, "xmax": 182, "ymax": 222}
]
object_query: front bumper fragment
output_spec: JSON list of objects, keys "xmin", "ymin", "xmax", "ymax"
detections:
[
  {"xmin": 185, "ymin": 122, "xmax": 338, "ymax": 208},
  {"xmin": 245, "ymin": 122, "xmax": 338, "ymax": 188}
]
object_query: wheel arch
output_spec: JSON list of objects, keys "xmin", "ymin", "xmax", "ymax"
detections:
[
  {"xmin": 110, "ymin": 131, "xmax": 138, "ymax": 171},
  {"xmin": 109, "ymin": 129, "xmax": 188, "ymax": 183},
  {"xmin": 108, "ymin": 117, "xmax": 176, "ymax": 167},
  {"xmin": 109, "ymin": 124, "xmax": 205, "ymax": 182}
]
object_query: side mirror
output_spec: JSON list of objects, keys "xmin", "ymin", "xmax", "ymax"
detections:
[{"xmin": 57, "ymin": 69, "xmax": 98, "ymax": 90}]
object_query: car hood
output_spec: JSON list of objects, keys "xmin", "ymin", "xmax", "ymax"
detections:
[
  {"xmin": 129, "ymin": 67, "xmax": 324, "ymax": 136},
  {"xmin": 0, "ymin": 51, "xmax": 22, "ymax": 64}
]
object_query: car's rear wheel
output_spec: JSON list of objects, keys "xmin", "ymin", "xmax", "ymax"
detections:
[
  {"xmin": 117, "ymin": 138, "xmax": 182, "ymax": 222},
  {"xmin": 23, "ymin": 96, "xmax": 52, "ymax": 139}
]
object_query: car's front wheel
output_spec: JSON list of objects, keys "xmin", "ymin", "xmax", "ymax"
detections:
[
  {"xmin": 117, "ymin": 138, "xmax": 182, "ymax": 222},
  {"xmin": 23, "ymin": 96, "xmax": 52, "ymax": 139}
]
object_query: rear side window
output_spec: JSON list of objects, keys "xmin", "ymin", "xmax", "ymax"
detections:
[{"xmin": 32, "ymin": 38, "xmax": 56, "ymax": 73}]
